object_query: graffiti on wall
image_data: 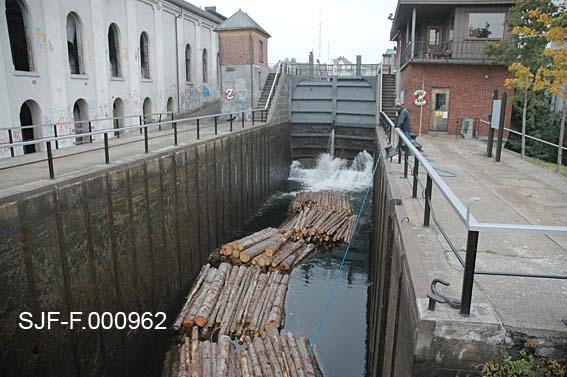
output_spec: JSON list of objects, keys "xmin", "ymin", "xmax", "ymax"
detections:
[{"xmin": 180, "ymin": 84, "xmax": 212, "ymax": 110}]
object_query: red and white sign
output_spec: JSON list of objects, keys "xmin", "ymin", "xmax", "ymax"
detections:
[{"xmin": 413, "ymin": 89, "xmax": 428, "ymax": 106}]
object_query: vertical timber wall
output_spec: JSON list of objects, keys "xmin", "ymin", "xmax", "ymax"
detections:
[{"xmin": 0, "ymin": 122, "xmax": 290, "ymax": 377}]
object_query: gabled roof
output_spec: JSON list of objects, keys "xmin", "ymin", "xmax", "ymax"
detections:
[{"xmin": 215, "ymin": 9, "xmax": 270, "ymax": 37}]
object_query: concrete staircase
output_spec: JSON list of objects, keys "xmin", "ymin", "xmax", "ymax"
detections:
[
  {"xmin": 381, "ymin": 74, "xmax": 397, "ymax": 120},
  {"xmin": 255, "ymin": 72, "xmax": 279, "ymax": 121}
]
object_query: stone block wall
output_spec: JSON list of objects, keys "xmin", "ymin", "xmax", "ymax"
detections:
[{"xmin": 0, "ymin": 122, "xmax": 290, "ymax": 377}]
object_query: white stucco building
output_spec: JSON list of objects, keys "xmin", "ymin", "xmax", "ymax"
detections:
[{"xmin": 0, "ymin": 0, "xmax": 224, "ymax": 156}]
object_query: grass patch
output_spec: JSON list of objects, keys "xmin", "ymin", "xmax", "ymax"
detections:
[{"xmin": 525, "ymin": 156, "xmax": 567, "ymax": 178}]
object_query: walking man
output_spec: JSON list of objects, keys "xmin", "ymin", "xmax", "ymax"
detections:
[{"xmin": 387, "ymin": 99, "xmax": 412, "ymax": 158}]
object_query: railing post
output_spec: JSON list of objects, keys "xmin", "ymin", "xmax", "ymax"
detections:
[
  {"xmin": 173, "ymin": 121, "xmax": 178, "ymax": 145},
  {"xmin": 252, "ymin": 111, "xmax": 255, "ymax": 126},
  {"xmin": 88, "ymin": 121, "xmax": 93, "ymax": 143},
  {"xmin": 8, "ymin": 129, "xmax": 15, "ymax": 157},
  {"xmin": 197, "ymin": 119, "xmax": 200, "ymax": 140},
  {"xmin": 412, "ymin": 156, "xmax": 419, "ymax": 198},
  {"xmin": 495, "ymin": 92, "xmax": 507, "ymax": 163},
  {"xmin": 424, "ymin": 174, "xmax": 432, "ymax": 226},
  {"xmin": 104, "ymin": 132, "xmax": 110, "ymax": 164},
  {"xmin": 460, "ymin": 230, "xmax": 480, "ymax": 316},
  {"xmin": 215, "ymin": 116, "xmax": 218, "ymax": 135},
  {"xmin": 241, "ymin": 112, "xmax": 245, "ymax": 129},
  {"xmin": 46, "ymin": 141, "xmax": 55, "ymax": 179},
  {"xmin": 158, "ymin": 113, "xmax": 162, "ymax": 131},
  {"xmin": 487, "ymin": 90, "xmax": 497, "ymax": 158},
  {"xmin": 139, "ymin": 116, "xmax": 143, "ymax": 134},
  {"xmin": 53, "ymin": 125, "xmax": 59, "ymax": 149},
  {"xmin": 403, "ymin": 148, "xmax": 409, "ymax": 178},
  {"xmin": 144, "ymin": 126, "xmax": 149, "ymax": 153}
]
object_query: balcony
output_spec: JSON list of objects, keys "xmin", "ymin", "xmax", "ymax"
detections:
[{"xmin": 400, "ymin": 39, "xmax": 512, "ymax": 66}]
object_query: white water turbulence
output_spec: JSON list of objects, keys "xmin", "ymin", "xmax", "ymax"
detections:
[{"xmin": 289, "ymin": 151, "xmax": 374, "ymax": 192}]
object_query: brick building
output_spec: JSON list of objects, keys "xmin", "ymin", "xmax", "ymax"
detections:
[
  {"xmin": 216, "ymin": 9, "xmax": 270, "ymax": 114},
  {"xmin": 390, "ymin": 0, "xmax": 515, "ymax": 136}
]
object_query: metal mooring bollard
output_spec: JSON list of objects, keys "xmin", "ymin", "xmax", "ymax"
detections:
[{"xmin": 427, "ymin": 278, "xmax": 461, "ymax": 311}]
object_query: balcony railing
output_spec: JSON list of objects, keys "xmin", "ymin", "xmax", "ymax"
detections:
[{"xmin": 401, "ymin": 39, "xmax": 512, "ymax": 66}]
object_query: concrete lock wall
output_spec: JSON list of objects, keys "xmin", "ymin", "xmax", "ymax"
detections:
[
  {"xmin": 366, "ymin": 131, "xmax": 513, "ymax": 377},
  {"xmin": 0, "ymin": 121, "xmax": 290, "ymax": 377}
]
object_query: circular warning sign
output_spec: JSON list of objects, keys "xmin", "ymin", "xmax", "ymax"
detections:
[{"xmin": 413, "ymin": 89, "xmax": 428, "ymax": 106}]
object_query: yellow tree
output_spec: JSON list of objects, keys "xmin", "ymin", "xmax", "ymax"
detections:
[
  {"xmin": 534, "ymin": 3, "xmax": 567, "ymax": 173},
  {"xmin": 505, "ymin": 63, "xmax": 534, "ymax": 159},
  {"xmin": 486, "ymin": 0, "xmax": 557, "ymax": 160}
]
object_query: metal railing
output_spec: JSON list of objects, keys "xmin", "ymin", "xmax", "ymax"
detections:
[
  {"xmin": 264, "ymin": 61, "xmax": 284, "ymax": 111},
  {"xmin": 0, "ymin": 111, "xmax": 175, "ymax": 157},
  {"xmin": 400, "ymin": 39, "xmax": 515, "ymax": 66},
  {"xmin": 286, "ymin": 63, "xmax": 379, "ymax": 80},
  {"xmin": 0, "ymin": 108, "xmax": 270, "ymax": 180},
  {"xmin": 381, "ymin": 111, "xmax": 567, "ymax": 316}
]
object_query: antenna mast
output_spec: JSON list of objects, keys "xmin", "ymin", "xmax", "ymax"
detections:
[{"xmin": 318, "ymin": 8, "xmax": 322, "ymax": 62}]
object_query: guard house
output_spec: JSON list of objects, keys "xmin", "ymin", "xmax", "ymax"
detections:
[
  {"xmin": 216, "ymin": 9, "xmax": 270, "ymax": 114},
  {"xmin": 389, "ymin": 0, "xmax": 514, "ymax": 135}
]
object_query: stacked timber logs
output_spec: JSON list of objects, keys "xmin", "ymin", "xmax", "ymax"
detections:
[
  {"xmin": 173, "ymin": 263, "xmax": 307, "ymax": 337},
  {"xmin": 290, "ymin": 190, "xmax": 352, "ymax": 213},
  {"xmin": 281, "ymin": 191, "xmax": 357, "ymax": 248},
  {"xmin": 217, "ymin": 228, "xmax": 316, "ymax": 270},
  {"xmin": 165, "ymin": 327, "xmax": 322, "ymax": 377}
]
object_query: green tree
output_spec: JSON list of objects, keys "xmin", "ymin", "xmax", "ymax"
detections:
[{"xmin": 485, "ymin": 0, "xmax": 558, "ymax": 160}]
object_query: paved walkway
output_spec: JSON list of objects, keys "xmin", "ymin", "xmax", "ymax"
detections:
[
  {"xmin": 0, "ymin": 114, "xmax": 261, "ymax": 200},
  {"xmin": 387, "ymin": 134, "xmax": 567, "ymax": 336}
]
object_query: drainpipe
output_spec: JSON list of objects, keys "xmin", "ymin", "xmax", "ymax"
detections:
[
  {"xmin": 249, "ymin": 30, "xmax": 254, "ymax": 110},
  {"xmin": 411, "ymin": 6, "xmax": 416, "ymax": 58},
  {"xmin": 175, "ymin": 10, "xmax": 182, "ymax": 113}
]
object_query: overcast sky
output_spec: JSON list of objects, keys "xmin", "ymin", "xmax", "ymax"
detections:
[{"xmin": 188, "ymin": 0, "xmax": 398, "ymax": 64}]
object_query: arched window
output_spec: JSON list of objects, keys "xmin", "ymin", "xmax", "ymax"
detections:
[
  {"xmin": 66, "ymin": 12, "xmax": 84, "ymax": 74},
  {"xmin": 112, "ymin": 98, "xmax": 124, "ymax": 137},
  {"xmin": 143, "ymin": 97, "xmax": 152, "ymax": 124},
  {"xmin": 202, "ymin": 48, "xmax": 208, "ymax": 83},
  {"xmin": 108, "ymin": 23, "xmax": 121, "ymax": 77},
  {"xmin": 166, "ymin": 97, "xmax": 174, "ymax": 115},
  {"xmin": 185, "ymin": 44, "xmax": 191, "ymax": 82},
  {"xmin": 6, "ymin": 0, "xmax": 33, "ymax": 71},
  {"xmin": 19, "ymin": 100, "xmax": 40, "ymax": 153},
  {"xmin": 73, "ymin": 98, "xmax": 89, "ymax": 145},
  {"xmin": 139, "ymin": 31, "xmax": 150, "ymax": 79},
  {"xmin": 258, "ymin": 40, "xmax": 264, "ymax": 63}
]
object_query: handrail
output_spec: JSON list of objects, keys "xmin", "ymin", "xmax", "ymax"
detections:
[
  {"xmin": 0, "ymin": 108, "xmax": 264, "ymax": 150},
  {"xmin": 505, "ymin": 127, "xmax": 567, "ymax": 152},
  {"xmin": 381, "ymin": 111, "xmax": 567, "ymax": 316},
  {"xmin": 264, "ymin": 61, "xmax": 282, "ymax": 111},
  {"xmin": 383, "ymin": 112, "xmax": 567, "ymax": 235},
  {"xmin": 0, "ymin": 111, "xmax": 174, "ymax": 132}
]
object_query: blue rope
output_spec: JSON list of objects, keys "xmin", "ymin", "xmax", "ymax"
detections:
[{"xmin": 308, "ymin": 149, "xmax": 383, "ymax": 355}]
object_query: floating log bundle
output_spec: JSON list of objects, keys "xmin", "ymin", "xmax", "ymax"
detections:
[
  {"xmin": 281, "ymin": 192, "xmax": 357, "ymax": 248},
  {"xmin": 164, "ymin": 327, "xmax": 323, "ymax": 377},
  {"xmin": 173, "ymin": 263, "xmax": 301, "ymax": 337},
  {"xmin": 290, "ymin": 190, "xmax": 352, "ymax": 214},
  {"xmin": 217, "ymin": 228, "xmax": 316, "ymax": 270}
]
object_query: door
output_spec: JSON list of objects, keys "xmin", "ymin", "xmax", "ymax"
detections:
[{"xmin": 430, "ymin": 89, "xmax": 450, "ymax": 132}]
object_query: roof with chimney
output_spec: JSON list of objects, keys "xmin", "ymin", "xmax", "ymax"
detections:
[{"xmin": 215, "ymin": 9, "xmax": 270, "ymax": 37}]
